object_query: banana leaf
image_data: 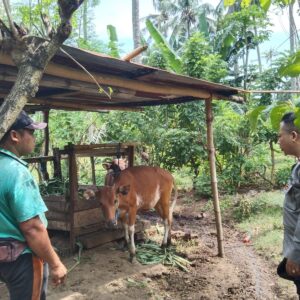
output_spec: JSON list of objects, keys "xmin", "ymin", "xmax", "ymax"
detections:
[{"xmin": 146, "ymin": 19, "xmax": 182, "ymax": 74}]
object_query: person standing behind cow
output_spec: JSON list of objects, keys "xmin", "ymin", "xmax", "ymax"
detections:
[
  {"xmin": 277, "ymin": 112, "xmax": 300, "ymax": 299},
  {"xmin": 0, "ymin": 111, "xmax": 67, "ymax": 300}
]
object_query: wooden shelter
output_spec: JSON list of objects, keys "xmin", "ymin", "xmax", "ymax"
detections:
[{"xmin": 0, "ymin": 45, "xmax": 244, "ymax": 257}]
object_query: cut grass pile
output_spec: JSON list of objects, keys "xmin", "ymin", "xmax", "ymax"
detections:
[{"xmin": 136, "ymin": 240, "xmax": 191, "ymax": 272}]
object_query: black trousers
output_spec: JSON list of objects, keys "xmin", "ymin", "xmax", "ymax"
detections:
[
  {"xmin": 277, "ymin": 258, "xmax": 300, "ymax": 298},
  {"xmin": 0, "ymin": 253, "xmax": 48, "ymax": 300}
]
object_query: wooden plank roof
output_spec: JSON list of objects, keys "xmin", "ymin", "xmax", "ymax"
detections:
[{"xmin": 0, "ymin": 43, "xmax": 244, "ymax": 112}]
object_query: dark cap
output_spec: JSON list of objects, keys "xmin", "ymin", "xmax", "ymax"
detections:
[{"xmin": 10, "ymin": 111, "xmax": 47, "ymax": 131}]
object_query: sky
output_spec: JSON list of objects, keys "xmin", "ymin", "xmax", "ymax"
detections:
[{"xmin": 93, "ymin": 0, "xmax": 300, "ymax": 62}]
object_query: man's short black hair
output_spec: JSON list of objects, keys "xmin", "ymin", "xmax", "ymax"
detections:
[{"xmin": 281, "ymin": 112, "xmax": 300, "ymax": 133}]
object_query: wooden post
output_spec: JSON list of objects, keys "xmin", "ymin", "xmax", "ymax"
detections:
[
  {"xmin": 90, "ymin": 156, "xmax": 96, "ymax": 185},
  {"xmin": 53, "ymin": 148, "xmax": 62, "ymax": 179},
  {"xmin": 43, "ymin": 110, "xmax": 50, "ymax": 156},
  {"xmin": 68, "ymin": 144, "xmax": 78, "ymax": 252},
  {"xmin": 205, "ymin": 99, "xmax": 224, "ymax": 257},
  {"xmin": 41, "ymin": 110, "xmax": 50, "ymax": 180},
  {"xmin": 128, "ymin": 146, "xmax": 135, "ymax": 167}
]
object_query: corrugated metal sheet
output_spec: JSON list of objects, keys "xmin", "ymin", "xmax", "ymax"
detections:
[{"xmin": 0, "ymin": 44, "xmax": 244, "ymax": 112}]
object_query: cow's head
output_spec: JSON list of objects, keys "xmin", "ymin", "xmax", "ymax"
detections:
[{"xmin": 96, "ymin": 185, "xmax": 131, "ymax": 229}]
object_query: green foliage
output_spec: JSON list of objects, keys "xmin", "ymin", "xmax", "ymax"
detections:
[
  {"xmin": 224, "ymin": 0, "xmax": 292, "ymax": 9},
  {"xmin": 39, "ymin": 178, "xmax": 68, "ymax": 196},
  {"xmin": 247, "ymin": 106, "xmax": 266, "ymax": 131},
  {"xmin": 275, "ymin": 166, "xmax": 291, "ymax": 188},
  {"xmin": 77, "ymin": 37, "xmax": 107, "ymax": 53},
  {"xmin": 107, "ymin": 25, "xmax": 120, "ymax": 58},
  {"xmin": 181, "ymin": 32, "xmax": 228, "ymax": 82},
  {"xmin": 136, "ymin": 240, "xmax": 191, "ymax": 272},
  {"xmin": 146, "ymin": 19, "xmax": 182, "ymax": 73},
  {"xmin": 270, "ymin": 101, "xmax": 295, "ymax": 131},
  {"xmin": 194, "ymin": 171, "xmax": 212, "ymax": 198},
  {"xmin": 142, "ymin": 46, "xmax": 168, "ymax": 70},
  {"xmin": 215, "ymin": 5, "xmax": 271, "ymax": 62},
  {"xmin": 279, "ymin": 50, "xmax": 300, "ymax": 77}
]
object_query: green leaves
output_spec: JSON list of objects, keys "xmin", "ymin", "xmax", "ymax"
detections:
[
  {"xmin": 259, "ymin": 0, "xmax": 271, "ymax": 11},
  {"xmin": 224, "ymin": 0, "xmax": 236, "ymax": 6},
  {"xmin": 146, "ymin": 19, "xmax": 182, "ymax": 73},
  {"xmin": 279, "ymin": 50, "xmax": 300, "ymax": 77},
  {"xmin": 270, "ymin": 101, "xmax": 294, "ymax": 131},
  {"xmin": 247, "ymin": 106, "xmax": 266, "ymax": 131},
  {"xmin": 136, "ymin": 241, "xmax": 191, "ymax": 272},
  {"xmin": 107, "ymin": 24, "xmax": 120, "ymax": 58},
  {"xmin": 224, "ymin": 0, "xmax": 293, "ymax": 9},
  {"xmin": 294, "ymin": 108, "xmax": 300, "ymax": 130}
]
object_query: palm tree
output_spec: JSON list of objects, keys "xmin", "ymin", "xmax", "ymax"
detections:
[
  {"xmin": 132, "ymin": 0, "xmax": 141, "ymax": 51},
  {"xmin": 150, "ymin": 0, "xmax": 216, "ymax": 50}
]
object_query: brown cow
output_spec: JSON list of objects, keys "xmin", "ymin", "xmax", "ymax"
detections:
[
  {"xmin": 102, "ymin": 158, "xmax": 127, "ymax": 186},
  {"xmin": 85, "ymin": 166, "xmax": 177, "ymax": 261}
]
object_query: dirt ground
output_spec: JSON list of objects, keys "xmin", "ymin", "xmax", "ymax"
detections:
[{"xmin": 0, "ymin": 195, "xmax": 299, "ymax": 300}]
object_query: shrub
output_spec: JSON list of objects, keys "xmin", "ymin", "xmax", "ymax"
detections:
[{"xmin": 275, "ymin": 166, "xmax": 291, "ymax": 188}]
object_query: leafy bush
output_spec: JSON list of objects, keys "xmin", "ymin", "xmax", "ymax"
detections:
[
  {"xmin": 275, "ymin": 166, "xmax": 291, "ymax": 188},
  {"xmin": 233, "ymin": 196, "xmax": 268, "ymax": 221},
  {"xmin": 194, "ymin": 173, "xmax": 212, "ymax": 198}
]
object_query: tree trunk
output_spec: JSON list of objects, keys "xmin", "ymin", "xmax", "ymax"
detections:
[
  {"xmin": 83, "ymin": 0, "xmax": 88, "ymax": 41},
  {"xmin": 132, "ymin": 0, "xmax": 141, "ymax": 62},
  {"xmin": 289, "ymin": 2, "xmax": 297, "ymax": 90},
  {"xmin": 244, "ymin": 47, "xmax": 249, "ymax": 90},
  {"xmin": 254, "ymin": 25, "xmax": 262, "ymax": 74},
  {"xmin": 270, "ymin": 140, "xmax": 275, "ymax": 184},
  {"xmin": 0, "ymin": 0, "xmax": 84, "ymax": 140}
]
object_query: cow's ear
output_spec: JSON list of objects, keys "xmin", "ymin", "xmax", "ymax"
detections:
[
  {"xmin": 117, "ymin": 185, "xmax": 130, "ymax": 195},
  {"xmin": 102, "ymin": 163, "xmax": 111, "ymax": 170}
]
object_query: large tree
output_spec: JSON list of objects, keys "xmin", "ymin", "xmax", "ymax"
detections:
[{"xmin": 0, "ymin": 0, "xmax": 85, "ymax": 140}]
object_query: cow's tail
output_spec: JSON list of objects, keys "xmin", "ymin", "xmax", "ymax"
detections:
[{"xmin": 169, "ymin": 181, "xmax": 178, "ymax": 221}]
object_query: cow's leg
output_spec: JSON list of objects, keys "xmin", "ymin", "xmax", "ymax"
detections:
[
  {"xmin": 128, "ymin": 208, "xmax": 137, "ymax": 263},
  {"xmin": 156, "ymin": 192, "xmax": 173, "ymax": 248},
  {"xmin": 120, "ymin": 211, "xmax": 129, "ymax": 250}
]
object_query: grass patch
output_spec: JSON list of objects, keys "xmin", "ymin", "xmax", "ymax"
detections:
[
  {"xmin": 173, "ymin": 167, "xmax": 193, "ymax": 191},
  {"xmin": 206, "ymin": 190, "xmax": 285, "ymax": 264}
]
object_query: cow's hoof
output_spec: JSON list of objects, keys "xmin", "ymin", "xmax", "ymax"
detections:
[
  {"xmin": 129, "ymin": 254, "xmax": 137, "ymax": 264},
  {"xmin": 161, "ymin": 243, "xmax": 168, "ymax": 249}
]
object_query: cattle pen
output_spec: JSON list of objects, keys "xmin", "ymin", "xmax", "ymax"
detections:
[
  {"xmin": 23, "ymin": 142, "xmax": 147, "ymax": 252},
  {"xmin": 0, "ymin": 43, "xmax": 245, "ymax": 257}
]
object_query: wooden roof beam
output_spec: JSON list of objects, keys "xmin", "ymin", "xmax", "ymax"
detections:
[
  {"xmin": 0, "ymin": 54, "xmax": 237, "ymax": 101},
  {"xmin": 30, "ymin": 98, "xmax": 143, "ymax": 112}
]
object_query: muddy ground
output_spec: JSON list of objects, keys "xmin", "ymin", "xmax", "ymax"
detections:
[{"xmin": 0, "ymin": 195, "xmax": 298, "ymax": 300}]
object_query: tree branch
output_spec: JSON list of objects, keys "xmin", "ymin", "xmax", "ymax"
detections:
[
  {"xmin": 2, "ymin": 0, "xmax": 19, "ymax": 40},
  {"xmin": 0, "ymin": 0, "xmax": 85, "ymax": 140}
]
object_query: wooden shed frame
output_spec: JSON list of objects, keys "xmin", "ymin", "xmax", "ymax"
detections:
[
  {"xmin": 0, "ymin": 45, "xmax": 245, "ymax": 257},
  {"xmin": 25, "ymin": 143, "xmax": 138, "ymax": 250}
]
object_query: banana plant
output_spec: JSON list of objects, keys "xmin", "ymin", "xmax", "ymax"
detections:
[
  {"xmin": 279, "ymin": 50, "xmax": 300, "ymax": 77},
  {"xmin": 146, "ymin": 19, "xmax": 182, "ymax": 73},
  {"xmin": 107, "ymin": 24, "xmax": 120, "ymax": 58},
  {"xmin": 247, "ymin": 100, "xmax": 299, "ymax": 132}
]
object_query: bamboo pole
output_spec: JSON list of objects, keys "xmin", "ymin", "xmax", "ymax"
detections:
[
  {"xmin": 205, "ymin": 98, "xmax": 224, "ymax": 257},
  {"xmin": 122, "ymin": 45, "xmax": 148, "ymax": 62},
  {"xmin": 247, "ymin": 90, "xmax": 300, "ymax": 94}
]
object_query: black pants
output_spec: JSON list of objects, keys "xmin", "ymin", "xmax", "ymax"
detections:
[
  {"xmin": 0, "ymin": 253, "xmax": 48, "ymax": 300},
  {"xmin": 277, "ymin": 258, "xmax": 300, "ymax": 298}
]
